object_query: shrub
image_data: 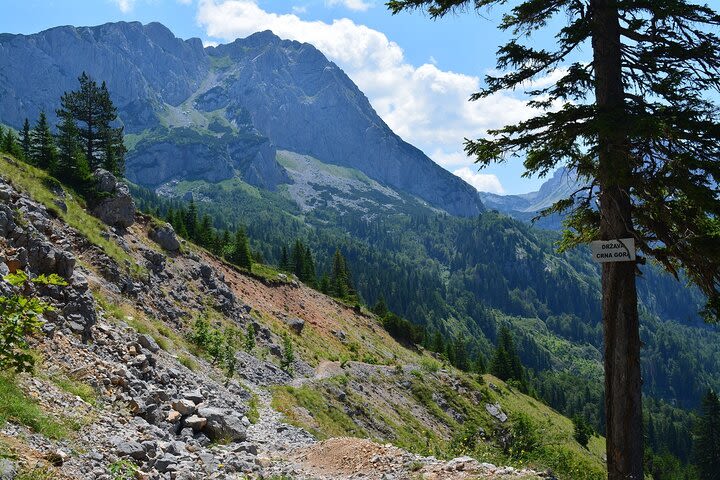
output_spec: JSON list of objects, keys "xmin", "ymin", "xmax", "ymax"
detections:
[
  {"xmin": 280, "ymin": 334, "xmax": 294, "ymax": 373},
  {"xmin": 0, "ymin": 271, "xmax": 66, "ymax": 373},
  {"xmin": 572, "ymin": 415, "xmax": 593, "ymax": 448},
  {"xmin": 509, "ymin": 413, "xmax": 539, "ymax": 457}
]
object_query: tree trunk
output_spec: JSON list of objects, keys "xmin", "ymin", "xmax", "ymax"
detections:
[{"xmin": 590, "ymin": 1, "xmax": 644, "ymax": 479}]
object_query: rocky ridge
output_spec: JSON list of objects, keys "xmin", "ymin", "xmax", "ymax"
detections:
[{"xmin": 0, "ymin": 21, "xmax": 484, "ymax": 217}]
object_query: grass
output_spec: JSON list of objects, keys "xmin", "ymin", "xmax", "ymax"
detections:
[
  {"xmin": 271, "ymin": 384, "xmax": 366, "ymax": 439},
  {"xmin": 0, "ymin": 375, "xmax": 67, "ymax": 439},
  {"xmin": 94, "ymin": 288, "xmax": 188, "ymax": 354},
  {"xmin": 0, "ymin": 155, "xmax": 143, "ymax": 276},
  {"xmin": 247, "ymin": 394, "xmax": 260, "ymax": 424},
  {"xmin": 270, "ymin": 367, "xmax": 606, "ymax": 480},
  {"xmin": 48, "ymin": 375, "xmax": 97, "ymax": 406},
  {"xmin": 178, "ymin": 354, "xmax": 199, "ymax": 372}
]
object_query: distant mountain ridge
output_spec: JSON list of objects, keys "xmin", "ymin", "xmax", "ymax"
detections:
[
  {"xmin": 0, "ymin": 21, "xmax": 483, "ymax": 217},
  {"xmin": 479, "ymin": 167, "xmax": 586, "ymax": 229}
]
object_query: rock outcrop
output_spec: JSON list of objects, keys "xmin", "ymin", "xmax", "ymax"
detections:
[
  {"xmin": 148, "ymin": 222, "xmax": 181, "ymax": 251},
  {"xmin": 90, "ymin": 169, "xmax": 135, "ymax": 228}
]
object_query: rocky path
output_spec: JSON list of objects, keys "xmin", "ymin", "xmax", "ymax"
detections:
[
  {"xmin": 241, "ymin": 369, "xmax": 547, "ymax": 480},
  {"xmin": 245, "ymin": 382, "xmax": 315, "ymax": 457}
]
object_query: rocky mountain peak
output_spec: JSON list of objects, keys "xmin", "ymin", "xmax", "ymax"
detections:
[{"xmin": 0, "ymin": 21, "xmax": 483, "ymax": 216}]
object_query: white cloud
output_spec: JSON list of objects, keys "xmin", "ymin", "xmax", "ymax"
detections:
[
  {"xmin": 112, "ymin": 0, "xmax": 192, "ymax": 12},
  {"xmin": 196, "ymin": 0, "xmax": 544, "ymax": 181},
  {"xmin": 292, "ymin": 5, "xmax": 308, "ymax": 14},
  {"xmin": 113, "ymin": 0, "xmax": 135, "ymax": 13},
  {"xmin": 325, "ymin": 0, "xmax": 373, "ymax": 11},
  {"xmin": 454, "ymin": 167, "xmax": 505, "ymax": 194}
]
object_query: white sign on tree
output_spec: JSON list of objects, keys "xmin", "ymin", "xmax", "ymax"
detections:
[{"xmin": 590, "ymin": 238, "xmax": 636, "ymax": 263}]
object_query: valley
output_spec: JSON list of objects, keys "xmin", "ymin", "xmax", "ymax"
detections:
[{"xmin": 0, "ymin": 17, "xmax": 718, "ymax": 480}]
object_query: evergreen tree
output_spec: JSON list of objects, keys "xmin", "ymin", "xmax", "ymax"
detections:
[
  {"xmin": 279, "ymin": 246, "xmax": 290, "ymax": 271},
  {"xmin": 97, "ymin": 81, "xmax": 126, "ymax": 175},
  {"xmin": 319, "ymin": 273, "xmax": 330, "ymax": 294},
  {"xmin": 280, "ymin": 333, "xmax": 294, "ymax": 373},
  {"xmin": 490, "ymin": 326, "xmax": 524, "ymax": 383},
  {"xmin": 230, "ymin": 228, "xmax": 253, "ymax": 270},
  {"xmin": 290, "ymin": 240, "xmax": 306, "ymax": 280},
  {"xmin": 2, "ymin": 129, "xmax": 22, "ymax": 158},
  {"xmin": 302, "ymin": 246, "xmax": 316, "ymax": 286},
  {"xmin": 694, "ymin": 390, "xmax": 720, "ymax": 480},
  {"xmin": 387, "ymin": 2, "xmax": 720, "ymax": 477},
  {"xmin": 372, "ymin": 296, "xmax": 389, "ymax": 317},
  {"xmin": 198, "ymin": 214, "xmax": 213, "ymax": 247},
  {"xmin": 453, "ymin": 334, "xmax": 469, "ymax": 371},
  {"xmin": 331, "ymin": 248, "xmax": 354, "ymax": 299},
  {"xmin": 56, "ymin": 112, "xmax": 89, "ymax": 184},
  {"xmin": 29, "ymin": 112, "xmax": 56, "ymax": 170},
  {"xmin": 184, "ymin": 199, "xmax": 198, "ymax": 240},
  {"xmin": 58, "ymin": 72, "xmax": 125, "ymax": 175},
  {"xmin": 474, "ymin": 354, "xmax": 487, "ymax": 374},
  {"xmin": 20, "ymin": 118, "xmax": 31, "ymax": 160}
]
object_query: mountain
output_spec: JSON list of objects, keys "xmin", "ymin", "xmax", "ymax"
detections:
[
  {"xmin": 0, "ymin": 21, "xmax": 716, "ymax": 477},
  {"xmin": 0, "ymin": 21, "xmax": 483, "ymax": 217},
  {"xmin": 479, "ymin": 167, "xmax": 585, "ymax": 229}
]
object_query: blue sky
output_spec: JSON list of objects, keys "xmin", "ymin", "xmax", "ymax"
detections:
[{"xmin": 0, "ymin": 0, "xmax": 572, "ymax": 194}]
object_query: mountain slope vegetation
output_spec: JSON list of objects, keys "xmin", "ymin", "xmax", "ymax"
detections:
[{"xmin": 0, "ymin": 151, "xmax": 604, "ymax": 479}]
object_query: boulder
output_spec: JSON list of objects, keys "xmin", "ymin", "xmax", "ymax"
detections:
[
  {"xmin": 283, "ymin": 317, "xmax": 305, "ymax": 335},
  {"xmin": 91, "ymin": 169, "xmax": 135, "ymax": 228},
  {"xmin": 182, "ymin": 389, "xmax": 204, "ymax": 404},
  {"xmin": 197, "ymin": 407, "xmax": 246, "ymax": 442},
  {"xmin": 184, "ymin": 414, "xmax": 207, "ymax": 431},
  {"xmin": 149, "ymin": 223, "xmax": 181, "ymax": 251},
  {"xmin": 485, "ymin": 403, "xmax": 508, "ymax": 423},
  {"xmin": 116, "ymin": 440, "xmax": 147, "ymax": 461},
  {"xmin": 138, "ymin": 334, "xmax": 161, "ymax": 353},
  {"xmin": 171, "ymin": 399, "xmax": 196, "ymax": 416}
]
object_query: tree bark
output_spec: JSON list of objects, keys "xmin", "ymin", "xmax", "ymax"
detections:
[{"xmin": 590, "ymin": 0, "xmax": 644, "ymax": 478}]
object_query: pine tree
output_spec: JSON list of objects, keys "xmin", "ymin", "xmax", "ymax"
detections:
[
  {"xmin": 372, "ymin": 296, "xmax": 389, "ymax": 317},
  {"xmin": 474, "ymin": 354, "xmax": 487, "ymax": 374},
  {"xmin": 302, "ymin": 246, "xmax": 316, "ymax": 286},
  {"xmin": 97, "ymin": 81, "xmax": 126, "ymax": 175},
  {"xmin": 2, "ymin": 129, "xmax": 22, "ymax": 158},
  {"xmin": 319, "ymin": 273, "xmax": 330, "ymax": 294},
  {"xmin": 58, "ymin": 72, "xmax": 125, "ymax": 175},
  {"xmin": 29, "ymin": 112, "xmax": 56, "ymax": 170},
  {"xmin": 198, "ymin": 214, "xmax": 213, "ymax": 247},
  {"xmin": 330, "ymin": 248, "xmax": 355, "ymax": 300},
  {"xmin": 230, "ymin": 228, "xmax": 253, "ymax": 270},
  {"xmin": 290, "ymin": 240, "xmax": 306, "ymax": 280},
  {"xmin": 280, "ymin": 333, "xmax": 294, "ymax": 373},
  {"xmin": 20, "ymin": 118, "xmax": 31, "ymax": 160},
  {"xmin": 694, "ymin": 390, "xmax": 720, "ymax": 480},
  {"xmin": 279, "ymin": 245, "xmax": 290, "ymax": 271},
  {"xmin": 490, "ymin": 326, "xmax": 524, "ymax": 383},
  {"xmin": 387, "ymin": 2, "xmax": 720, "ymax": 477},
  {"xmin": 184, "ymin": 199, "xmax": 198, "ymax": 240},
  {"xmin": 56, "ymin": 112, "xmax": 89, "ymax": 185}
]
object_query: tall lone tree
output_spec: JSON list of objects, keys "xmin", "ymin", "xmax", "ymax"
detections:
[
  {"xmin": 57, "ymin": 72, "xmax": 126, "ymax": 176},
  {"xmin": 388, "ymin": 1, "xmax": 720, "ymax": 478}
]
